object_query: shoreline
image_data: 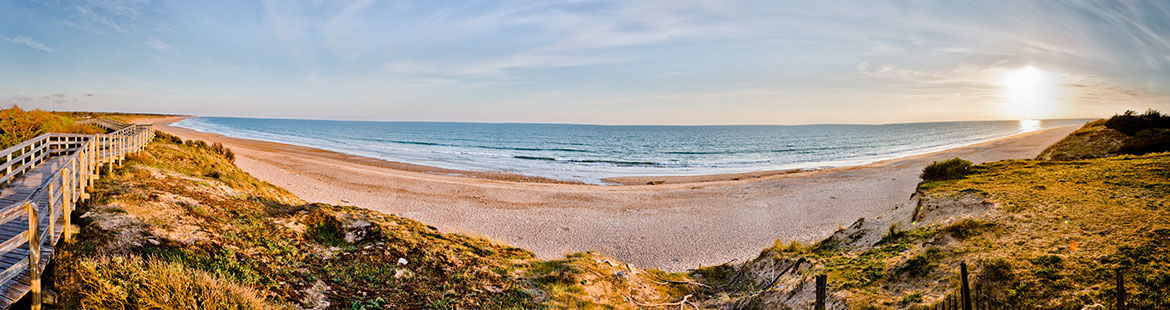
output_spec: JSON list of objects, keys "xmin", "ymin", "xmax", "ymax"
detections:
[
  {"xmin": 153, "ymin": 116, "xmax": 1071, "ymax": 187},
  {"xmin": 144, "ymin": 116, "xmax": 1080, "ymax": 271}
]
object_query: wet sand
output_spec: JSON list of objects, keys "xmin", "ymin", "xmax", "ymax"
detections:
[{"xmin": 146, "ymin": 117, "xmax": 1077, "ymax": 271}]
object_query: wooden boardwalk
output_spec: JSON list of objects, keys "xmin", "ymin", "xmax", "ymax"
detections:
[
  {"xmin": 0, "ymin": 120, "xmax": 154, "ymax": 309},
  {"xmin": 0, "ymin": 157, "xmax": 67, "ymax": 307}
]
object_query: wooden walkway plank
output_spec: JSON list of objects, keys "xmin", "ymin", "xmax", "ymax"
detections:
[{"xmin": 0, "ymin": 121, "xmax": 154, "ymax": 309}]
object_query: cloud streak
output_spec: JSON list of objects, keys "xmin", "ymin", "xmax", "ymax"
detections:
[
  {"xmin": 4, "ymin": 36, "xmax": 54, "ymax": 53},
  {"xmin": 1, "ymin": 0, "xmax": 1168, "ymax": 124}
]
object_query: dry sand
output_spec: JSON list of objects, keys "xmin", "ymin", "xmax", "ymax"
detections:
[{"xmin": 146, "ymin": 117, "xmax": 1077, "ymax": 271}]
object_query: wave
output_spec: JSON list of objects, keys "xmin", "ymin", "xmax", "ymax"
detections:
[
  {"xmin": 379, "ymin": 139, "xmax": 591, "ymax": 153},
  {"xmin": 174, "ymin": 117, "xmax": 1091, "ymax": 184},
  {"xmin": 388, "ymin": 140, "xmax": 445, "ymax": 146},
  {"xmin": 513, "ymin": 155, "xmax": 557, "ymax": 161},
  {"xmin": 569, "ymin": 159, "xmax": 661, "ymax": 167},
  {"xmin": 478, "ymin": 145, "xmax": 591, "ymax": 153}
]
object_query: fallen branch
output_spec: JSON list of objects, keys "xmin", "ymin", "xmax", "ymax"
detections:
[
  {"xmin": 653, "ymin": 279, "xmax": 712, "ymax": 288},
  {"xmin": 628, "ymin": 294, "xmax": 698, "ymax": 310},
  {"xmin": 733, "ymin": 258, "xmax": 806, "ymax": 310},
  {"xmin": 724, "ymin": 261, "xmax": 748, "ymax": 289}
]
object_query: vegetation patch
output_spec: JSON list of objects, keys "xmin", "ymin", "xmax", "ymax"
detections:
[
  {"xmin": 920, "ymin": 157, "xmax": 974, "ymax": 182},
  {"xmin": 0, "ymin": 106, "xmax": 103, "ymax": 148},
  {"xmin": 941, "ymin": 219, "xmax": 995, "ymax": 240},
  {"xmin": 70, "ymin": 255, "xmax": 275, "ymax": 310},
  {"xmin": 47, "ymin": 131, "xmax": 692, "ymax": 309}
]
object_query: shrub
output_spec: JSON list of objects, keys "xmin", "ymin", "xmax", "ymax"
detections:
[
  {"xmin": 211, "ymin": 142, "xmax": 236, "ymax": 163},
  {"xmin": 920, "ymin": 158, "xmax": 974, "ymax": 182},
  {"xmin": 1105, "ymin": 109, "xmax": 1170, "ymax": 136},
  {"xmin": 942, "ymin": 219, "xmax": 995, "ymax": 239},
  {"xmin": 979, "ymin": 258, "xmax": 1014, "ymax": 283},
  {"xmin": 878, "ymin": 222, "xmax": 905, "ymax": 244},
  {"xmin": 1117, "ymin": 128, "xmax": 1170, "ymax": 155},
  {"xmin": 179, "ymin": 138, "xmax": 237, "ymax": 163},
  {"xmin": 0, "ymin": 106, "xmax": 102, "ymax": 149},
  {"xmin": 1030, "ymin": 255, "xmax": 1063, "ymax": 280},
  {"xmin": 154, "ymin": 132, "xmax": 184, "ymax": 144},
  {"xmin": 901, "ymin": 292, "xmax": 924, "ymax": 304},
  {"xmin": 898, "ymin": 248, "xmax": 943, "ymax": 277}
]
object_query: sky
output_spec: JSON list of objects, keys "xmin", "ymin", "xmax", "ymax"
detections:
[{"xmin": 1, "ymin": 0, "xmax": 1168, "ymax": 125}]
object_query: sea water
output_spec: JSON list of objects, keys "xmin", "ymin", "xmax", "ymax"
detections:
[{"xmin": 173, "ymin": 117, "xmax": 1090, "ymax": 184}]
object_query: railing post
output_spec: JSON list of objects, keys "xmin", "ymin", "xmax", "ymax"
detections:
[
  {"xmin": 107, "ymin": 135, "xmax": 114, "ymax": 174},
  {"xmin": 62, "ymin": 168, "xmax": 72, "ymax": 243},
  {"xmin": 27, "ymin": 202, "xmax": 41, "ymax": 310},
  {"xmin": 48, "ymin": 178, "xmax": 55, "ymax": 225}
]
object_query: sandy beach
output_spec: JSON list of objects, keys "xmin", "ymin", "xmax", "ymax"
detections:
[{"xmin": 147, "ymin": 117, "xmax": 1078, "ymax": 271}]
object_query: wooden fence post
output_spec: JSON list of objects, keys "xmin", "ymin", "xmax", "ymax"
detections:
[
  {"xmin": 27, "ymin": 202, "xmax": 41, "ymax": 310},
  {"xmin": 1116, "ymin": 268, "xmax": 1126, "ymax": 310},
  {"xmin": 961, "ymin": 262, "xmax": 972, "ymax": 310},
  {"xmin": 815, "ymin": 274, "xmax": 826, "ymax": 310}
]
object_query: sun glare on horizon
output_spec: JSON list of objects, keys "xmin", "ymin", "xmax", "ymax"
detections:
[{"xmin": 1001, "ymin": 66, "xmax": 1061, "ymax": 120}]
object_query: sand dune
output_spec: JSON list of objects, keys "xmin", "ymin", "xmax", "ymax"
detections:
[{"xmin": 147, "ymin": 117, "xmax": 1077, "ymax": 271}]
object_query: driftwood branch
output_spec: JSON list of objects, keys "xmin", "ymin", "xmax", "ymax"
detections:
[
  {"xmin": 734, "ymin": 258, "xmax": 807, "ymax": 310},
  {"xmin": 628, "ymin": 294, "xmax": 698, "ymax": 310}
]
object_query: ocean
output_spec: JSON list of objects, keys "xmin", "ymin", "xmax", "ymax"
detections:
[{"xmin": 173, "ymin": 117, "xmax": 1090, "ymax": 184}]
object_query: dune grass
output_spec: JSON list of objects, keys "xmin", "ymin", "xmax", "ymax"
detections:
[
  {"xmin": 51, "ymin": 132, "xmax": 693, "ymax": 309},
  {"xmin": 73, "ymin": 255, "xmax": 277, "ymax": 310},
  {"xmin": 919, "ymin": 158, "xmax": 974, "ymax": 182},
  {"xmin": 919, "ymin": 153, "xmax": 1170, "ymax": 308}
]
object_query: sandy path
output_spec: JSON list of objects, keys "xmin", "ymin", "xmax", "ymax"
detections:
[{"xmin": 146, "ymin": 117, "xmax": 1076, "ymax": 271}]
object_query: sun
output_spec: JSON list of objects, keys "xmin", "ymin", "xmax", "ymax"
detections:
[{"xmin": 1001, "ymin": 66, "xmax": 1059, "ymax": 119}]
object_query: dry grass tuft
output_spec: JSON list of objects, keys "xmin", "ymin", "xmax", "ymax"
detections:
[{"xmin": 75, "ymin": 255, "xmax": 279, "ymax": 310}]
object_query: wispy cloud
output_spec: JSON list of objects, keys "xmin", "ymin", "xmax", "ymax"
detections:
[
  {"xmin": 4, "ymin": 36, "xmax": 54, "ymax": 53},
  {"xmin": 144, "ymin": 37, "xmax": 170, "ymax": 50},
  {"xmin": 2, "ymin": 1, "xmax": 1169, "ymax": 123}
]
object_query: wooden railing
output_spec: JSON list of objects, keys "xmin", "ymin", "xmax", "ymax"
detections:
[
  {"xmin": 0, "ymin": 120, "xmax": 153, "ymax": 309},
  {"xmin": 74, "ymin": 118, "xmax": 130, "ymax": 131}
]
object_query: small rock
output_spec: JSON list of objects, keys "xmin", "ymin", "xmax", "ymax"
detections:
[
  {"xmin": 397, "ymin": 257, "xmax": 409, "ymax": 265},
  {"xmin": 613, "ymin": 270, "xmax": 628, "ymax": 278},
  {"xmin": 147, "ymin": 239, "xmax": 160, "ymax": 245}
]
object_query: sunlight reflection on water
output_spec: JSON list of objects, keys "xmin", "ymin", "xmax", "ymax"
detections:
[{"xmin": 1019, "ymin": 119, "xmax": 1042, "ymax": 133}]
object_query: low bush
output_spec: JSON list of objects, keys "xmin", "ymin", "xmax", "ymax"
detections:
[
  {"xmin": 181, "ymin": 138, "xmax": 236, "ymax": 163},
  {"xmin": 1118, "ymin": 128, "xmax": 1170, "ymax": 155},
  {"xmin": 154, "ymin": 131, "xmax": 184, "ymax": 144},
  {"xmin": 920, "ymin": 158, "xmax": 974, "ymax": 182},
  {"xmin": 942, "ymin": 219, "xmax": 995, "ymax": 239},
  {"xmin": 898, "ymin": 248, "xmax": 943, "ymax": 277},
  {"xmin": 0, "ymin": 106, "xmax": 102, "ymax": 149},
  {"xmin": 1105, "ymin": 109, "xmax": 1170, "ymax": 136}
]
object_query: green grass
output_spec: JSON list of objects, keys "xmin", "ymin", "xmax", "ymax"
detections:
[
  {"xmin": 918, "ymin": 153, "xmax": 1170, "ymax": 307},
  {"xmin": 920, "ymin": 157, "xmax": 974, "ymax": 182}
]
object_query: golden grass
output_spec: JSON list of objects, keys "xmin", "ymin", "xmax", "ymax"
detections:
[
  {"xmin": 54, "ymin": 134, "xmax": 692, "ymax": 309},
  {"xmin": 921, "ymin": 153, "xmax": 1170, "ymax": 307},
  {"xmin": 75, "ymin": 255, "xmax": 279, "ymax": 310},
  {"xmin": 1035, "ymin": 119, "xmax": 1128, "ymax": 160}
]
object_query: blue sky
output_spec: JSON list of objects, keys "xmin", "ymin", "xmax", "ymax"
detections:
[{"xmin": 1, "ymin": 0, "xmax": 1168, "ymax": 124}]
